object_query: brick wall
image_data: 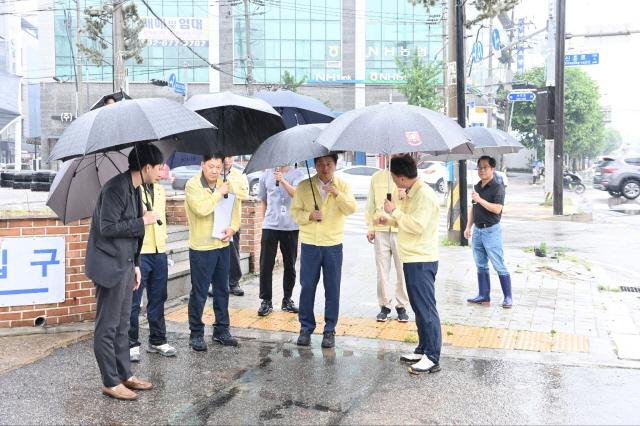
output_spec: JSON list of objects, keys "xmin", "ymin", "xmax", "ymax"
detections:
[
  {"xmin": 166, "ymin": 196, "xmax": 187, "ymax": 225},
  {"xmin": 239, "ymin": 199, "xmax": 264, "ymax": 273},
  {"xmin": 0, "ymin": 217, "xmax": 94, "ymax": 328}
]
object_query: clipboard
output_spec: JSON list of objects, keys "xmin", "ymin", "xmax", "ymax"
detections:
[{"xmin": 212, "ymin": 193, "xmax": 236, "ymax": 239}]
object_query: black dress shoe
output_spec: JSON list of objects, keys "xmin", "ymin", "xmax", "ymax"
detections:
[
  {"xmin": 213, "ymin": 330, "xmax": 238, "ymax": 347},
  {"xmin": 281, "ymin": 298, "xmax": 299, "ymax": 313},
  {"xmin": 189, "ymin": 336, "xmax": 207, "ymax": 352},
  {"xmin": 229, "ymin": 284, "xmax": 244, "ymax": 296},
  {"xmin": 321, "ymin": 331, "xmax": 335, "ymax": 348},
  {"xmin": 257, "ymin": 300, "xmax": 273, "ymax": 316},
  {"xmin": 297, "ymin": 331, "xmax": 311, "ymax": 346}
]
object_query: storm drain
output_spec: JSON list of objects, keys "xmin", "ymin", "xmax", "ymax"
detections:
[{"xmin": 619, "ymin": 286, "xmax": 640, "ymax": 293}]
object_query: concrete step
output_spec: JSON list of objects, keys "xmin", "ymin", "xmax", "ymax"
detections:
[
  {"xmin": 167, "ymin": 259, "xmax": 191, "ymax": 301},
  {"xmin": 166, "ymin": 239, "xmax": 190, "ymax": 263},
  {"xmin": 167, "ymin": 225, "xmax": 189, "ymax": 243}
]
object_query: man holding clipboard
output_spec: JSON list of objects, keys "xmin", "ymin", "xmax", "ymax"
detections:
[{"xmin": 184, "ymin": 153, "xmax": 241, "ymax": 351}]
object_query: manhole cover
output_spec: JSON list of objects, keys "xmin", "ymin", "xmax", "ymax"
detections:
[{"xmin": 620, "ymin": 286, "xmax": 640, "ymax": 293}]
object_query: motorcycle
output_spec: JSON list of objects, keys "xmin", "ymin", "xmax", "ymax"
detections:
[{"xmin": 563, "ymin": 170, "xmax": 586, "ymax": 194}]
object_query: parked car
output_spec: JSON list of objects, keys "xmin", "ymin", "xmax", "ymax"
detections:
[
  {"xmin": 334, "ymin": 165, "xmax": 381, "ymax": 198},
  {"xmin": 467, "ymin": 162, "xmax": 509, "ymax": 188},
  {"xmin": 234, "ymin": 164, "xmax": 263, "ymax": 197},
  {"xmin": 593, "ymin": 156, "xmax": 640, "ymax": 199},
  {"xmin": 171, "ymin": 165, "xmax": 201, "ymax": 190},
  {"xmin": 418, "ymin": 160, "xmax": 448, "ymax": 193}
]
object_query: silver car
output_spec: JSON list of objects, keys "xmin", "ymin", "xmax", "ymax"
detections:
[{"xmin": 593, "ymin": 156, "xmax": 640, "ymax": 200}]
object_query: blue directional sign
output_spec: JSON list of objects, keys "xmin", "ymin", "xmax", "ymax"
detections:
[
  {"xmin": 471, "ymin": 41, "xmax": 484, "ymax": 63},
  {"xmin": 167, "ymin": 73, "xmax": 177, "ymax": 88},
  {"xmin": 508, "ymin": 91, "xmax": 536, "ymax": 102},
  {"xmin": 491, "ymin": 29, "xmax": 501, "ymax": 51},
  {"xmin": 565, "ymin": 53, "xmax": 599, "ymax": 66},
  {"xmin": 174, "ymin": 82, "xmax": 186, "ymax": 96}
]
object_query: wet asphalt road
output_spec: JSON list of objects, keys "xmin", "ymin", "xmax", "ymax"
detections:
[{"xmin": 1, "ymin": 329, "xmax": 639, "ymax": 425}]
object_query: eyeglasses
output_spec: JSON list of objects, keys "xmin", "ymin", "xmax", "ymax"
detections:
[{"xmin": 478, "ymin": 167, "xmax": 492, "ymax": 170}]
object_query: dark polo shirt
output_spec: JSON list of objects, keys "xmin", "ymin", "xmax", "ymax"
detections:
[{"xmin": 472, "ymin": 178, "xmax": 505, "ymax": 227}]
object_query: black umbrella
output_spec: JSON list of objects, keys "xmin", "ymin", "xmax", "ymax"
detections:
[
  {"xmin": 255, "ymin": 89, "xmax": 335, "ymax": 128},
  {"xmin": 183, "ymin": 92, "xmax": 285, "ymax": 156},
  {"xmin": 244, "ymin": 123, "xmax": 330, "ymax": 210},
  {"xmin": 89, "ymin": 89, "xmax": 132, "ymax": 110},
  {"xmin": 47, "ymin": 98, "xmax": 216, "ymax": 225}
]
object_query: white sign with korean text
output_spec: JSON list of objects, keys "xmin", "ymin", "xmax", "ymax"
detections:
[
  {"xmin": 140, "ymin": 16, "xmax": 209, "ymax": 47},
  {"xmin": 0, "ymin": 237, "xmax": 66, "ymax": 307}
]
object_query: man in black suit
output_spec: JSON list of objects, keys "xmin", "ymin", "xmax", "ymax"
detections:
[{"xmin": 85, "ymin": 144, "xmax": 163, "ymax": 400}]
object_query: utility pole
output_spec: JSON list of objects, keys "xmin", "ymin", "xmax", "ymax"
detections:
[
  {"xmin": 243, "ymin": 0, "xmax": 254, "ymax": 95},
  {"xmin": 112, "ymin": 0, "xmax": 126, "ymax": 92},
  {"xmin": 75, "ymin": 0, "xmax": 84, "ymax": 114},
  {"xmin": 445, "ymin": 0, "xmax": 468, "ymax": 246},
  {"xmin": 455, "ymin": 0, "xmax": 468, "ymax": 246},
  {"xmin": 553, "ymin": 0, "xmax": 566, "ymax": 215},
  {"xmin": 487, "ymin": 17, "xmax": 494, "ymax": 128}
]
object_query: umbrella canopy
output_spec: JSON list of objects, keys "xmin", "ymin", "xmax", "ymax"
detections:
[
  {"xmin": 464, "ymin": 127, "xmax": 524, "ymax": 156},
  {"xmin": 182, "ymin": 92, "xmax": 285, "ymax": 156},
  {"xmin": 255, "ymin": 89, "xmax": 334, "ymax": 128},
  {"xmin": 244, "ymin": 123, "xmax": 329, "ymax": 174},
  {"xmin": 48, "ymin": 98, "xmax": 216, "ymax": 162},
  {"xmin": 316, "ymin": 104, "xmax": 472, "ymax": 156},
  {"xmin": 47, "ymin": 151, "xmax": 129, "ymax": 224},
  {"xmin": 89, "ymin": 89, "xmax": 132, "ymax": 110}
]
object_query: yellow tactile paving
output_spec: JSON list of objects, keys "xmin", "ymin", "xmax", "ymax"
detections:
[{"xmin": 165, "ymin": 305, "xmax": 590, "ymax": 354}]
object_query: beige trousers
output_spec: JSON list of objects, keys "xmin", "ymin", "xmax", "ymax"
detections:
[{"xmin": 374, "ymin": 230, "xmax": 409, "ymax": 309}]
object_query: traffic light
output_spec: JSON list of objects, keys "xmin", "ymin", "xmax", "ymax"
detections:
[
  {"xmin": 151, "ymin": 79, "xmax": 168, "ymax": 86},
  {"xmin": 536, "ymin": 86, "xmax": 555, "ymax": 139}
]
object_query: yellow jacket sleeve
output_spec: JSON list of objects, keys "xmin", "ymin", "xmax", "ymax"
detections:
[
  {"xmin": 391, "ymin": 194, "xmax": 428, "ymax": 235},
  {"xmin": 290, "ymin": 181, "xmax": 312, "ymax": 226},
  {"xmin": 231, "ymin": 197, "xmax": 241, "ymax": 232},
  {"xmin": 185, "ymin": 177, "xmax": 223, "ymax": 217},
  {"xmin": 335, "ymin": 186, "xmax": 357, "ymax": 216},
  {"xmin": 364, "ymin": 180, "xmax": 376, "ymax": 231}
]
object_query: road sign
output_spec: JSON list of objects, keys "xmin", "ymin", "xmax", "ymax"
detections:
[
  {"xmin": 167, "ymin": 73, "xmax": 177, "ymax": 88},
  {"xmin": 565, "ymin": 53, "xmax": 599, "ymax": 66},
  {"xmin": 174, "ymin": 82, "xmax": 186, "ymax": 96},
  {"xmin": 471, "ymin": 41, "xmax": 483, "ymax": 63},
  {"xmin": 491, "ymin": 29, "xmax": 501, "ymax": 51},
  {"xmin": 508, "ymin": 91, "xmax": 536, "ymax": 102}
]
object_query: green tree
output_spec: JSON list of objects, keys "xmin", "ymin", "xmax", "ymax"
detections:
[
  {"xmin": 281, "ymin": 71, "xmax": 306, "ymax": 92},
  {"xmin": 497, "ymin": 66, "xmax": 605, "ymax": 164},
  {"xmin": 78, "ymin": 3, "xmax": 147, "ymax": 66},
  {"xmin": 395, "ymin": 55, "xmax": 443, "ymax": 111},
  {"xmin": 602, "ymin": 127, "xmax": 623, "ymax": 156},
  {"xmin": 411, "ymin": 0, "xmax": 520, "ymax": 26}
]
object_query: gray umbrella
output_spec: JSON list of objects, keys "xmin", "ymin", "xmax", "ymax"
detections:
[
  {"xmin": 464, "ymin": 127, "xmax": 524, "ymax": 156},
  {"xmin": 48, "ymin": 97, "xmax": 216, "ymax": 162},
  {"xmin": 47, "ymin": 151, "xmax": 129, "ymax": 224},
  {"xmin": 316, "ymin": 103, "xmax": 472, "ymax": 156},
  {"xmin": 244, "ymin": 123, "xmax": 329, "ymax": 174}
]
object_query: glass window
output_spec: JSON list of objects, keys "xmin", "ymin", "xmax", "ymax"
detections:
[
  {"xmin": 281, "ymin": 20, "xmax": 296, "ymax": 39},
  {"xmin": 265, "ymin": 20, "xmax": 280, "ymax": 39},
  {"xmin": 326, "ymin": 21, "xmax": 340, "ymax": 39},
  {"xmin": 265, "ymin": 41, "xmax": 280, "ymax": 59},
  {"xmin": 311, "ymin": 21, "xmax": 325, "ymax": 39},
  {"xmin": 311, "ymin": 41, "xmax": 325, "ymax": 60},
  {"xmin": 296, "ymin": 20, "xmax": 310, "ymax": 39},
  {"xmin": 296, "ymin": 41, "xmax": 311, "ymax": 59},
  {"xmin": 281, "ymin": 41, "xmax": 295, "ymax": 60}
]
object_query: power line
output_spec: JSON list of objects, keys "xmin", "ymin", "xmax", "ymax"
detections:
[{"xmin": 139, "ymin": 0, "xmax": 244, "ymax": 80}]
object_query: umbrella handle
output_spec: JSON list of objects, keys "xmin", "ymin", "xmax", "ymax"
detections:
[
  {"xmin": 386, "ymin": 193, "xmax": 392, "ymax": 201},
  {"xmin": 145, "ymin": 201, "xmax": 162, "ymax": 226}
]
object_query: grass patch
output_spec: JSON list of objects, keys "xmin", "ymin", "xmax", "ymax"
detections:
[
  {"xmin": 597, "ymin": 285, "xmax": 620, "ymax": 293},
  {"xmin": 564, "ymin": 255, "xmax": 592, "ymax": 271},
  {"xmin": 446, "ymin": 331, "xmax": 454, "ymax": 336},
  {"xmin": 403, "ymin": 334, "xmax": 418, "ymax": 344},
  {"xmin": 441, "ymin": 239, "xmax": 461, "ymax": 247}
]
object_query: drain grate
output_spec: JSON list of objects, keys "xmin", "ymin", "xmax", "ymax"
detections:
[{"xmin": 619, "ymin": 286, "xmax": 640, "ymax": 293}]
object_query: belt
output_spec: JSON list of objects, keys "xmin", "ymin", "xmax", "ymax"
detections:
[{"xmin": 476, "ymin": 223, "xmax": 496, "ymax": 229}]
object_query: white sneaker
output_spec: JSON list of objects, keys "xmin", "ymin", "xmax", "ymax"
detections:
[
  {"xmin": 147, "ymin": 343, "xmax": 177, "ymax": 357},
  {"xmin": 129, "ymin": 346, "xmax": 141, "ymax": 363},
  {"xmin": 408, "ymin": 355, "xmax": 441, "ymax": 374},
  {"xmin": 400, "ymin": 353, "xmax": 423, "ymax": 363}
]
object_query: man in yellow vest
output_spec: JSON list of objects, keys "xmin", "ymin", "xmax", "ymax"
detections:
[
  {"xmin": 223, "ymin": 156, "xmax": 250, "ymax": 296},
  {"xmin": 185, "ymin": 153, "xmax": 241, "ymax": 351},
  {"xmin": 291, "ymin": 154, "xmax": 357, "ymax": 348},
  {"xmin": 129, "ymin": 176, "xmax": 177, "ymax": 362},
  {"xmin": 365, "ymin": 165, "xmax": 410, "ymax": 322},
  {"xmin": 379, "ymin": 154, "xmax": 441, "ymax": 374}
]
